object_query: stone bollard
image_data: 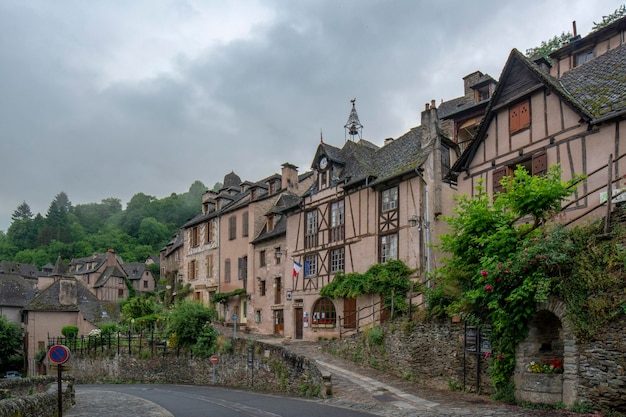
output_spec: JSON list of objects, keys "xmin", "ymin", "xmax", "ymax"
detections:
[{"xmin": 322, "ymin": 371, "xmax": 332, "ymax": 397}]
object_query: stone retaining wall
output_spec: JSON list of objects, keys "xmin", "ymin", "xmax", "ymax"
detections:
[
  {"xmin": 0, "ymin": 377, "xmax": 74, "ymax": 417},
  {"xmin": 321, "ymin": 320, "xmax": 491, "ymax": 393},
  {"xmin": 69, "ymin": 338, "xmax": 324, "ymax": 398}
]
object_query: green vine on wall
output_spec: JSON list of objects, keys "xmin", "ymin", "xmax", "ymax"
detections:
[
  {"xmin": 320, "ymin": 259, "xmax": 415, "ymax": 316},
  {"xmin": 211, "ymin": 288, "xmax": 247, "ymax": 304}
]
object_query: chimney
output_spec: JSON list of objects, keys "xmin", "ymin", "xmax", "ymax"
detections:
[
  {"xmin": 59, "ymin": 278, "xmax": 77, "ymax": 306},
  {"xmin": 281, "ymin": 163, "xmax": 299, "ymax": 190}
]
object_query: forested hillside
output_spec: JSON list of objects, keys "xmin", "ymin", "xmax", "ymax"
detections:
[{"xmin": 0, "ymin": 180, "xmax": 214, "ymax": 267}]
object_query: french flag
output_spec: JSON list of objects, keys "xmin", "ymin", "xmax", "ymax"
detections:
[{"xmin": 293, "ymin": 261, "xmax": 302, "ymax": 277}]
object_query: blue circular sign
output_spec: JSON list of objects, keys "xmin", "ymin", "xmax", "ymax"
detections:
[{"xmin": 48, "ymin": 345, "xmax": 71, "ymax": 364}]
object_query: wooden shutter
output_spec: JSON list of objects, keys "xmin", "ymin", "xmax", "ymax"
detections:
[
  {"xmin": 532, "ymin": 151, "xmax": 547, "ymax": 177},
  {"xmin": 509, "ymin": 99, "xmax": 530, "ymax": 134},
  {"xmin": 493, "ymin": 167, "xmax": 507, "ymax": 194}
]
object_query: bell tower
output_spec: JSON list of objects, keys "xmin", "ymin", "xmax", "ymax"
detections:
[{"xmin": 344, "ymin": 98, "xmax": 363, "ymax": 141}]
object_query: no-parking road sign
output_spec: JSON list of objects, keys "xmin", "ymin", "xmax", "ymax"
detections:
[{"xmin": 48, "ymin": 345, "xmax": 71, "ymax": 365}]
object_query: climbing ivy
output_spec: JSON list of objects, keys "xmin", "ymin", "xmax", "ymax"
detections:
[
  {"xmin": 211, "ymin": 288, "xmax": 247, "ymax": 304},
  {"xmin": 320, "ymin": 259, "xmax": 415, "ymax": 315}
]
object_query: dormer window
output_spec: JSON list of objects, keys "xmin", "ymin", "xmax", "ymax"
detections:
[
  {"xmin": 474, "ymin": 85, "xmax": 490, "ymax": 102},
  {"xmin": 269, "ymin": 180, "xmax": 277, "ymax": 194},
  {"xmin": 574, "ymin": 49, "xmax": 593, "ymax": 67},
  {"xmin": 267, "ymin": 214, "xmax": 275, "ymax": 232}
]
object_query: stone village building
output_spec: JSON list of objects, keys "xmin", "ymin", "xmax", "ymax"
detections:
[{"xmin": 448, "ymin": 16, "xmax": 626, "ymax": 407}]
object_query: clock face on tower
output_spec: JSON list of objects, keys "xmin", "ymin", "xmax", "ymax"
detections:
[{"xmin": 319, "ymin": 156, "xmax": 328, "ymax": 170}]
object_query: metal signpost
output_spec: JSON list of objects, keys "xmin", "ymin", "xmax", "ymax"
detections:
[
  {"xmin": 210, "ymin": 355, "xmax": 218, "ymax": 384},
  {"xmin": 48, "ymin": 345, "xmax": 71, "ymax": 417}
]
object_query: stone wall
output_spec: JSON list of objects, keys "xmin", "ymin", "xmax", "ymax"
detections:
[
  {"xmin": 577, "ymin": 314, "xmax": 626, "ymax": 412},
  {"xmin": 321, "ymin": 319, "xmax": 491, "ymax": 393},
  {"xmin": 0, "ymin": 377, "xmax": 74, "ymax": 417},
  {"xmin": 70, "ymin": 339, "xmax": 324, "ymax": 398}
]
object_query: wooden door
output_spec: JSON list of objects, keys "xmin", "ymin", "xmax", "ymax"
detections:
[
  {"xmin": 274, "ymin": 309, "xmax": 284, "ymax": 335},
  {"xmin": 295, "ymin": 308, "xmax": 303, "ymax": 339},
  {"xmin": 343, "ymin": 298, "xmax": 357, "ymax": 328}
]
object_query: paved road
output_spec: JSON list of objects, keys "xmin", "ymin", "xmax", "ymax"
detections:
[{"xmin": 68, "ymin": 385, "xmax": 378, "ymax": 417}]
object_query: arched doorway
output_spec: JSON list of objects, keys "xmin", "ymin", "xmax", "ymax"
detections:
[{"xmin": 515, "ymin": 298, "xmax": 578, "ymax": 406}]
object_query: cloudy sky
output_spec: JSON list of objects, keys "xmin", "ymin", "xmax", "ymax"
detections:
[{"xmin": 0, "ymin": 0, "xmax": 621, "ymax": 232}]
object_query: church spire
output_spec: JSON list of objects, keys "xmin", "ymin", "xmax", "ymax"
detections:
[{"xmin": 344, "ymin": 98, "xmax": 363, "ymax": 141}]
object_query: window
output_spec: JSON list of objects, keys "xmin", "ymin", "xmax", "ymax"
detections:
[
  {"xmin": 509, "ymin": 99, "xmax": 530, "ymax": 134},
  {"xmin": 305, "ymin": 254, "xmax": 318, "ymax": 277},
  {"xmin": 205, "ymin": 219, "xmax": 214, "ymax": 243},
  {"xmin": 274, "ymin": 277, "xmax": 282, "ymax": 304},
  {"xmin": 143, "ymin": 280, "xmax": 148, "ymax": 289},
  {"xmin": 269, "ymin": 180, "xmax": 277, "ymax": 194},
  {"xmin": 329, "ymin": 200, "xmax": 345, "ymax": 242},
  {"xmin": 475, "ymin": 85, "xmax": 490, "ymax": 102},
  {"xmin": 242, "ymin": 212, "xmax": 249, "ymax": 237},
  {"xmin": 191, "ymin": 226, "xmax": 200, "ymax": 247},
  {"xmin": 275, "ymin": 247, "xmax": 282, "ymax": 265},
  {"xmin": 260, "ymin": 280, "xmax": 266, "ymax": 296},
  {"xmin": 441, "ymin": 144, "xmax": 451, "ymax": 179},
  {"xmin": 380, "ymin": 234, "xmax": 398, "ymax": 263},
  {"xmin": 259, "ymin": 250, "xmax": 266, "ymax": 267},
  {"xmin": 118, "ymin": 288, "xmax": 124, "ymax": 297},
  {"xmin": 305, "ymin": 209, "xmax": 319, "ymax": 248},
  {"xmin": 224, "ymin": 259, "xmax": 231, "ymax": 282},
  {"xmin": 189, "ymin": 259, "xmax": 198, "ymax": 280},
  {"xmin": 493, "ymin": 151, "xmax": 547, "ymax": 194},
  {"xmin": 267, "ymin": 214, "xmax": 274, "ymax": 232},
  {"xmin": 312, "ymin": 298, "xmax": 336, "ymax": 326},
  {"xmin": 255, "ymin": 310, "xmax": 262, "ymax": 323},
  {"xmin": 238, "ymin": 256, "xmax": 248, "ymax": 281},
  {"xmin": 229, "ymin": 216, "xmax": 237, "ymax": 240},
  {"xmin": 575, "ymin": 49, "xmax": 593, "ymax": 67},
  {"xmin": 206, "ymin": 254, "xmax": 214, "ymax": 277},
  {"xmin": 194, "ymin": 291, "xmax": 203, "ymax": 302},
  {"xmin": 381, "ymin": 187, "xmax": 398, "ymax": 212},
  {"xmin": 330, "ymin": 247, "xmax": 345, "ymax": 273}
]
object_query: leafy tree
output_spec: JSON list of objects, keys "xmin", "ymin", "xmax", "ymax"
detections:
[
  {"xmin": 62, "ymin": 325, "xmax": 79, "ymax": 341},
  {"xmin": 592, "ymin": 5, "xmax": 626, "ymax": 31},
  {"xmin": 0, "ymin": 316, "xmax": 23, "ymax": 373},
  {"xmin": 433, "ymin": 165, "xmax": 582, "ymax": 399},
  {"xmin": 138, "ymin": 217, "xmax": 169, "ymax": 247},
  {"xmin": 525, "ymin": 32, "xmax": 572, "ymax": 60},
  {"xmin": 166, "ymin": 300, "xmax": 217, "ymax": 355}
]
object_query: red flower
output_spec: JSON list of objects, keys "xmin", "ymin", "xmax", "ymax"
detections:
[
  {"xmin": 503, "ymin": 269, "xmax": 510, "ymax": 274},
  {"xmin": 481, "ymin": 270, "xmax": 489, "ymax": 277},
  {"xmin": 496, "ymin": 278, "xmax": 503, "ymax": 283},
  {"xmin": 485, "ymin": 285, "xmax": 493, "ymax": 292},
  {"xmin": 497, "ymin": 355, "xmax": 505, "ymax": 359}
]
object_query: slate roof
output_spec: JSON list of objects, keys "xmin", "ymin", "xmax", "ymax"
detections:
[
  {"xmin": 70, "ymin": 253, "xmax": 107, "ymax": 274},
  {"xmin": 0, "ymin": 261, "xmax": 39, "ymax": 278},
  {"xmin": 94, "ymin": 266, "xmax": 127, "ymax": 288},
  {"xmin": 559, "ymin": 44, "xmax": 626, "ymax": 121},
  {"xmin": 23, "ymin": 278, "xmax": 118, "ymax": 323},
  {"xmin": 122, "ymin": 262, "xmax": 148, "ymax": 281},
  {"xmin": 251, "ymin": 193, "xmax": 302, "ymax": 244},
  {"xmin": 0, "ymin": 273, "xmax": 37, "ymax": 307},
  {"xmin": 161, "ymin": 230, "xmax": 184, "ymax": 256}
]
